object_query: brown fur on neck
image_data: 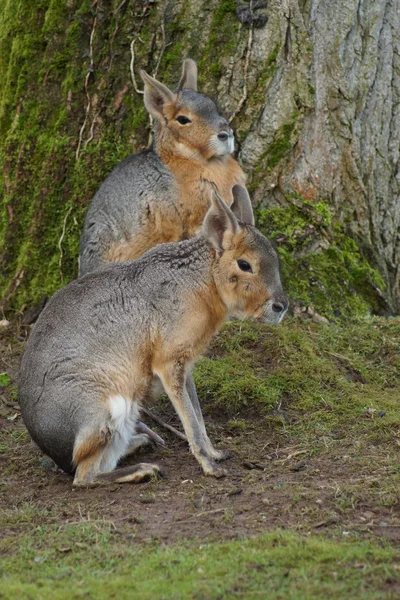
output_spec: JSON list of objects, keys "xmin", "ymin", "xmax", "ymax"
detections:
[
  {"xmin": 158, "ymin": 128, "xmax": 245, "ymax": 237},
  {"xmin": 107, "ymin": 124, "xmax": 245, "ymax": 265},
  {"xmin": 153, "ymin": 253, "xmax": 228, "ymax": 370}
]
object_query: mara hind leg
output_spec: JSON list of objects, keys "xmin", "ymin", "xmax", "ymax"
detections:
[
  {"xmin": 124, "ymin": 432, "xmax": 159, "ymax": 457},
  {"xmin": 74, "ymin": 457, "xmax": 162, "ymax": 486},
  {"xmin": 136, "ymin": 421, "xmax": 165, "ymax": 447},
  {"xmin": 123, "ymin": 426, "xmax": 165, "ymax": 458},
  {"xmin": 72, "ymin": 426, "xmax": 161, "ymax": 487},
  {"xmin": 96, "ymin": 463, "xmax": 162, "ymax": 484}
]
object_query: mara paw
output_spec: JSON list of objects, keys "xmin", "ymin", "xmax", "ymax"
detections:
[
  {"xmin": 201, "ymin": 460, "xmax": 227, "ymax": 479},
  {"xmin": 210, "ymin": 448, "xmax": 231, "ymax": 462}
]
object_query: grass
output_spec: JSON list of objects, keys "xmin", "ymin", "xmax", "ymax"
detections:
[
  {"xmin": 1, "ymin": 316, "xmax": 400, "ymax": 598},
  {"xmin": 196, "ymin": 316, "xmax": 400, "ymax": 438},
  {"xmin": 194, "ymin": 316, "xmax": 400, "ymax": 507},
  {"xmin": 1, "ymin": 525, "xmax": 399, "ymax": 599}
]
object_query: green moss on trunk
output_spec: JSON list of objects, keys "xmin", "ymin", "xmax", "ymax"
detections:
[
  {"xmin": 0, "ymin": 0, "xmax": 390, "ymax": 319},
  {"xmin": 256, "ymin": 201, "xmax": 386, "ymax": 319}
]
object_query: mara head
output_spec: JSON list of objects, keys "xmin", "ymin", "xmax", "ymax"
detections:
[
  {"xmin": 203, "ymin": 186, "xmax": 289, "ymax": 324},
  {"xmin": 140, "ymin": 59, "xmax": 234, "ymax": 160}
]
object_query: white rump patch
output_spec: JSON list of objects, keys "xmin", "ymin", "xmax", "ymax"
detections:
[{"xmin": 99, "ymin": 395, "xmax": 139, "ymax": 473}]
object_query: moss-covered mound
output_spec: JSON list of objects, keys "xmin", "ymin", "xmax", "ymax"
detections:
[{"xmin": 195, "ymin": 316, "xmax": 400, "ymax": 447}]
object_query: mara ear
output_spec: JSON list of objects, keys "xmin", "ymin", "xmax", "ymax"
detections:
[
  {"xmin": 231, "ymin": 185, "xmax": 255, "ymax": 226},
  {"xmin": 178, "ymin": 59, "xmax": 198, "ymax": 91},
  {"xmin": 140, "ymin": 70, "xmax": 177, "ymax": 121},
  {"xmin": 202, "ymin": 190, "xmax": 240, "ymax": 254}
]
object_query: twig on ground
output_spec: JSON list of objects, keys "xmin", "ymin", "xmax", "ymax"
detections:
[
  {"xmin": 177, "ymin": 508, "xmax": 226, "ymax": 522},
  {"xmin": 142, "ymin": 407, "xmax": 187, "ymax": 442},
  {"xmin": 282, "ymin": 450, "xmax": 308, "ymax": 462}
]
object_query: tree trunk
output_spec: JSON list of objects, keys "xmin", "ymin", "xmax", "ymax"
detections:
[{"xmin": 0, "ymin": 0, "xmax": 398, "ymax": 316}]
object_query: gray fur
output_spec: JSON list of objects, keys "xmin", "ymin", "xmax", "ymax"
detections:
[
  {"xmin": 20, "ymin": 239, "xmax": 208, "ymax": 472},
  {"xmin": 79, "ymin": 150, "xmax": 178, "ymax": 275},
  {"xmin": 20, "ymin": 203, "xmax": 287, "ymax": 481},
  {"xmin": 175, "ymin": 90, "xmax": 228, "ymax": 131},
  {"xmin": 79, "ymin": 61, "xmax": 238, "ymax": 277}
]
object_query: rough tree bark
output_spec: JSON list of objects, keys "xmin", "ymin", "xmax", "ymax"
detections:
[
  {"xmin": 0, "ymin": 0, "xmax": 398, "ymax": 316},
  {"xmin": 237, "ymin": 0, "xmax": 400, "ymax": 313}
]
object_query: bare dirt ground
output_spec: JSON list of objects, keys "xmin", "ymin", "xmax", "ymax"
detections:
[{"xmin": 1, "ymin": 321, "xmax": 400, "ymax": 546}]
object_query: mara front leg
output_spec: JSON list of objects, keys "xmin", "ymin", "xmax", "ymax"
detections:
[
  {"xmin": 186, "ymin": 373, "xmax": 230, "ymax": 462},
  {"xmin": 158, "ymin": 362, "xmax": 226, "ymax": 478}
]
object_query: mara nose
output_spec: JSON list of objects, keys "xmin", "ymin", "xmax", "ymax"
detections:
[
  {"xmin": 217, "ymin": 131, "xmax": 229, "ymax": 141},
  {"xmin": 272, "ymin": 298, "xmax": 289, "ymax": 314}
]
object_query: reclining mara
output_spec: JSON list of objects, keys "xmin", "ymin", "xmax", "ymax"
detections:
[
  {"xmin": 79, "ymin": 59, "xmax": 249, "ymax": 276},
  {"xmin": 19, "ymin": 191, "xmax": 288, "ymax": 486}
]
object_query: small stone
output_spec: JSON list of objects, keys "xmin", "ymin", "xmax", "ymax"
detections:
[
  {"xmin": 139, "ymin": 497, "xmax": 155, "ymax": 504},
  {"xmin": 0, "ymin": 319, "xmax": 10, "ymax": 328},
  {"xmin": 34, "ymin": 555, "xmax": 45, "ymax": 563},
  {"xmin": 243, "ymin": 461, "xmax": 256, "ymax": 470},
  {"xmin": 290, "ymin": 460, "xmax": 306, "ymax": 472},
  {"xmin": 243, "ymin": 460, "xmax": 268, "ymax": 470},
  {"xmin": 363, "ymin": 511, "xmax": 374, "ymax": 519},
  {"xmin": 129, "ymin": 516, "xmax": 144, "ymax": 524},
  {"xmin": 39, "ymin": 457, "xmax": 56, "ymax": 471},
  {"xmin": 227, "ymin": 487, "xmax": 243, "ymax": 497},
  {"xmin": 312, "ymin": 312, "xmax": 329, "ymax": 325}
]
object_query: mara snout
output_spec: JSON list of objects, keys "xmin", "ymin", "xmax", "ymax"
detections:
[
  {"xmin": 19, "ymin": 188, "xmax": 287, "ymax": 487},
  {"xmin": 262, "ymin": 296, "xmax": 289, "ymax": 324}
]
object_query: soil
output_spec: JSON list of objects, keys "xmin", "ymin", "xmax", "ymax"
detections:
[{"xmin": 1, "ymin": 322, "xmax": 399, "ymax": 546}]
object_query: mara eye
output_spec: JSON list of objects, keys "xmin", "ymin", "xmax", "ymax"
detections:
[
  {"xmin": 237, "ymin": 259, "xmax": 253, "ymax": 273},
  {"xmin": 176, "ymin": 115, "xmax": 192, "ymax": 125}
]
